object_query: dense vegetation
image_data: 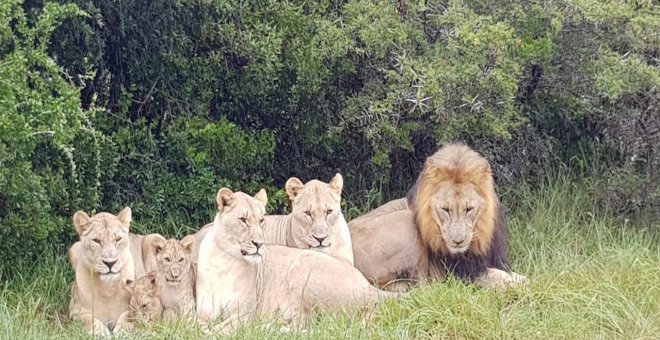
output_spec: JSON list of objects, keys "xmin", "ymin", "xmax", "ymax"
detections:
[{"xmin": 1, "ymin": 0, "xmax": 658, "ymax": 275}]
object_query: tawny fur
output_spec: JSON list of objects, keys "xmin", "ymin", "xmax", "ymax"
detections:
[
  {"xmin": 350, "ymin": 143, "xmax": 524, "ymax": 289},
  {"xmin": 412, "ymin": 143, "xmax": 497, "ymax": 257}
]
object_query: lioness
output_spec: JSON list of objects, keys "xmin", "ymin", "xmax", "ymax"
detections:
[
  {"xmin": 196, "ymin": 188, "xmax": 402, "ymax": 333},
  {"xmin": 68, "ymin": 208, "xmax": 136, "ymax": 336},
  {"xmin": 262, "ymin": 173, "xmax": 354, "ymax": 264},
  {"xmin": 149, "ymin": 234, "xmax": 196, "ymax": 319}
]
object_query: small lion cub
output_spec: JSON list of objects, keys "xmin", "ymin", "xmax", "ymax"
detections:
[
  {"xmin": 125, "ymin": 271, "xmax": 164, "ymax": 324},
  {"xmin": 150, "ymin": 235, "xmax": 196, "ymax": 319}
]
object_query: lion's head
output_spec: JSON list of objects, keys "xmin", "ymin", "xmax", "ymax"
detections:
[
  {"xmin": 125, "ymin": 271, "xmax": 163, "ymax": 322},
  {"xmin": 285, "ymin": 173, "xmax": 343, "ymax": 252},
  {"xmin": 215, "ymin": 188, "xmax": 267, "ymax": 264},
  {"xmin": 410, "ymin": 144, "xmax": 498, "ymax": 257},
  {"xmin": 151, "ymin": 235, "xmax": 194, "ymax": 285},
  {"xmin": 72, "ymin": 207, "xmax": 133, "ymax": 282}
]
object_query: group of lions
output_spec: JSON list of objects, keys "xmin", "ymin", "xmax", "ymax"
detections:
[{"xmin": 66, "ymin": 143, "xmax": 527, "ymax": 336}]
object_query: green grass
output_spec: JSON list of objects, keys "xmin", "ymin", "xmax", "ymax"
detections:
[{"xmin": 1, "ymin": 178, "xmax": 658, "ymax": 339}]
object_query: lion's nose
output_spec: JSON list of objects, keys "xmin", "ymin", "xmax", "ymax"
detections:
[
  {"xmin": 102, "ymin": 260, "xmax": 117, "ymax": 270},
  {"xmin": 252, "ymin": 240, "xmax": 263, "ymax": 250},
  {"xmin": 313, "ymin": 235, "xmax": 328, "ymax": 244}
]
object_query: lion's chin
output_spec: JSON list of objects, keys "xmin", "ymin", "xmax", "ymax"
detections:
[
  {"xmin": 99, "ymin": 272, "xmax": 120, "ymax": 283},
  {"xmin": 243, "ymin": 254, "xmax": 263, "ymax": 264},
  {"xmin": 446, "ymin": 244, "xmax": 470, "ymax": 255},
  {"xmin": 311, "ymin": 244, "xmax": 331, "ymax": 252}
]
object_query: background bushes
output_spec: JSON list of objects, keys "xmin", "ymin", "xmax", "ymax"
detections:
[{"xmin": 0, "ymin": 0, "xmax": 658, "ymax": 276}]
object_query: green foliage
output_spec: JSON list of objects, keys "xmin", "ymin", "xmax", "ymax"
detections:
[
  {"xmin": 1, "ymin": 0, "xmax": 658, "ymax": 274},
  {"xmin": 0, "ymin": 1, "xmax": 91, "ymax": 270}
]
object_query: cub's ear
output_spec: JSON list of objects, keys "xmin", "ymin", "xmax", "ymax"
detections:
[
  {"xmin": 285, "ymin": 177, "xmax": 305, "ymax": 202},
  {"xmin": 124, "ymin": 279, "xmax": 135, "ymax": 293},
  {"xmin": 116, "ymin": 207, "xmax": 132, "ymax": 232},
  {"xmin": 145, "ymin": 271, "xmax": 162, "ymax": 295},
  {"xmin": 151, "ymin": 235, "xmax": 167, "ymax": 256},
  {"xmin": 329, "ymin": 173, "xmax": 343, "ymax": 196},
  {"xmin": 73, "ymin": 211, "xmax": 92, "ymax": 237},
  {"xmin": 180, "ymin": 235, "xmax": 195, "ymax": 255},
  {"xmin": 253, "ymin": 188, "xmax": 268, "ymax": 208},
  {"xmin": 216, "ymin": 188, "xmax": 235, "ymax": 212}
]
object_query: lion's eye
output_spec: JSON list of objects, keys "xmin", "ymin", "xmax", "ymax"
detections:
[
  {"xmin": 115, "ymin": 237, "xmax": 122, "ymax": 243},
  {"xmin": 164, "ymin": 257, "xmax": 171, "ymax": 262},
  {"xmin": 326, "ymin": 209, "xmax": 333, "ymax": 216},
  {"xmin": 466, "ymin": 207, "xmax": 474, "ymax": 213},
  {"xmin": 441, "ymin": 208, "xmax": 450, "ymax": 213},
  {"xmin": 260, "ymin": 218, "xmax": 265, "ymax": 224},
  {"xmin": 178, "ymin": 257, "xmax": 184, "ymax": 262},
  {"xmin": 239, "ymin": 217, "xmax": 247, "ymax": 224},
  {"xmin": 93, "ymin": 238, "xmax": 101, "ymax": 244},
  {"xmin": 304, "ymin": 211, "xmax": 312, "ymax": 217},
  {"xmin": 141, "ymin": 302, "xmax": 149, "ymax": 309}
]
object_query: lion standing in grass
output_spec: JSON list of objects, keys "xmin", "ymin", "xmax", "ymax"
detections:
[
  {"xmin": 68, "ymin": 208, "xmax": 136, "ymax": 336},
  {"xmin": 350, "ymin": 143, "xmax": 526, "ymax": 289}
]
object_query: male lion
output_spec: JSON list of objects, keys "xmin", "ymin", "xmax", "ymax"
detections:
[
  {"xmin": 68, "ymin": 208, "xmax": 136, "ymax": 336},
  {"xmin": 349, "ymin": 143, "xmax": 526, "ymax": 290},
  {"xmin": 149, "ymin": 234, "xmax": 196, "ymax": 319},
  {"xmin": 196, "ymin": 188, "xmax": 401, "ymax": 333},
  {"xmin": 125, "ymin": 271, "xmax": 164, "ymax": 324},
  {"xmin": 262, "ymin": 173, "xmax": 354, "ymax": 264}
]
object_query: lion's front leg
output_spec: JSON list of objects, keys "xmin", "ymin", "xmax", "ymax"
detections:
[
  {"xmin": 73, "ymin": 312, "xmax": 112, "ymax": 337},
  {"xmin": 113, "ymin": 310, "xmax": 134, "ymax": 335},
  {"xmin": 474, "ymin": 267, "xmax": 527, "ymax": 289}
]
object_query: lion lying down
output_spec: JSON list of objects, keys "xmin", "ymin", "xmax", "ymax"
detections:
[
  {"xmin": 262, "ymin": 173, "xmax": 354, "ymax": 265},
  {"xmin": 68, "ymin": 208, "xmax": 137, "ymax": 337},
  {"xmin": 349, "ymin": 143, "xmax": 527, "ymax": 290},
  {"xmin": 196, "ymin": 188, "xmax": 402, "ymax": 333}
]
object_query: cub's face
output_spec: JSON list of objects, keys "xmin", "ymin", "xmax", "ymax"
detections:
[
  {"xmin": 432, "ymin": 182, "xmax": 484, "ymax": 254},
  {"xmin": 73, "ymin": 208, "xmax": 132, "ymax": 282},
  {"xmin": 126, "ymin": 272, "xmax": 163, "ymax": 322},
  {"xmin": 286, "ymin": 174, "xmax": 343, "ymax": 252},
  {"xmin": 152, "ymin": 236, "xmax": 194, "ymax": 285},
  {"xmin": 216, "ymin": 188, "xmax": 267, "ymax": 264}
]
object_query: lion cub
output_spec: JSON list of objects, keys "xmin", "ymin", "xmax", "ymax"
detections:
[
  {"xmin": 125, "ymin": 271, "xmax": 164, "ymax": 324},
  {"xmin": 149, "ymin": 235, "xmax": 196, "ymax": 319}
]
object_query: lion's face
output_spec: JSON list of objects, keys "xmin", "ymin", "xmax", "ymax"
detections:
[
  {"xmin": 152, "ymin": 236, "xmax": 194, "ymax": 285},
  {"xmin": 286, "ymin": 174, "xmax": 343, "ymax": 252},
  {"xmin": 73, "ymin": 208, "xmax": 132, "ymax": 282},
  {"xmin": 431, "ymin": 182, "xmax": 485, "ymax": 254},
  {"xmin": 126, "ymin": 272, "xmax": 163, "ymax": 322},
  {"xmin": 216, "ymin": 188, "xmax": 267, "ymax": 264}
]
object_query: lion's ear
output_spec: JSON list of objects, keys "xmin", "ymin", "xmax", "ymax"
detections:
[
  {"xmin": 146, "ymin": 271, "xmax": 161, "ymax": 296},
  {"xmin": 253, "ymin": 188, "xmax": 268, "ymax": 208},
  {"xmin": 180, "ymin": 235, "xmax": 195, "ymax": 255},
  {"xmin": 116, "ymin": 207, "xmax": 132, "ymax": 232},
  {"xmin": 73, "ymin": 211, "xmax": 92, "ymax": 237},
  {"xmin": 216, "ymin": 188, "xmax": 235, "ymax": 212},
  {"xmin": 285, "ymin": 177, "xmax": 305, "ymax": 201},
  {"xmin": 329, "ymin": 173, "xmax": 343, "ymax": 196},
  {"xmin": 151, "ymin": 235, "xmax": 166, "ymax": 256}
]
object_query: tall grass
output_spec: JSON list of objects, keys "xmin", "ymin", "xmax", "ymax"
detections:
[{"xmin": 1, "ymin": 178, "xmax": 658, "ymax": 338}]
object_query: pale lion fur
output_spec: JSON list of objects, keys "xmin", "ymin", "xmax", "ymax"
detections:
[
  {"xmin": 68, "ymin": 207, "xmax": 137, "ymax": 337},
  {"xmin": 196, "ymin": 188, "xmax": 401, "ymax": 333},
  {"xmin": 148, "ymin": 234, "xmax": 196, "ymax": 319},
  {"xmin": 262, "ymin": 173, "xmax": 354, "ymax": 265}
]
